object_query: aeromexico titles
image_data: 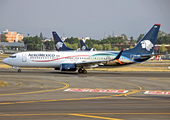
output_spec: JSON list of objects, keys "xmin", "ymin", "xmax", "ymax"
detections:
[{"xmin": 3, "ymin": 24, "xmax": 161, "ymax": 74}]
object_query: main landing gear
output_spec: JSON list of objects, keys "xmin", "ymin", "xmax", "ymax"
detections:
[
  {"xmin": 18, "ymin": 69, "xmax": 21, "ymax": 73},
  {"xmin": 78, "ymin": 68, "xmax": 87, "ymax": 74}
]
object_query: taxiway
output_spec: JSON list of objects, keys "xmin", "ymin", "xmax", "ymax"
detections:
[{"xmin": 0, "ymin": 68, "xmax": 170, "ymax": 120}]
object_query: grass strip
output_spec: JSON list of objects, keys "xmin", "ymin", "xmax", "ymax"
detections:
[
  {"xmin": 0, "ymin": 54, "xmax": 11, "ymax": 58},
  {"xmin": 0, "ymin": 81, "xmax": 8, "ymax": 87}
]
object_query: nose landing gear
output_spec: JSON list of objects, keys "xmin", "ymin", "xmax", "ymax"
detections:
[{"xmin": 12, "ymin": 66, "xmax": 21, "ymax": 73}]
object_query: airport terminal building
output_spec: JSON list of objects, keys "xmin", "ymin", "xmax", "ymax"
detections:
[{"xmin": 0, "ymin": 42, "xmax": 26, "ymax": 54}]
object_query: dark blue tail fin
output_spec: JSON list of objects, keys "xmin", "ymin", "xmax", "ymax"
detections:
[
  {"xmin": 126, "ymin": 24, "xmax": 160, "ymax": 54},
  {"xmin": 80, "ymin": 40, "xmax": 90, "ymax": 51},
  {"xmin": 52, "ymin": 31, "xmax": 74, "ymax": 51}
]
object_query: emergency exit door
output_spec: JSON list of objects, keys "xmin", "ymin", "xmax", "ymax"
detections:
[{"xmin": 22, "ymin": 53, "xmax": 27, "ymax": 62}]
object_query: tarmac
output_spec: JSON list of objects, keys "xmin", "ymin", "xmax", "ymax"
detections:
[{"xmin": 0, "ymin": 68, "xmax": 170, "ymax": 120}]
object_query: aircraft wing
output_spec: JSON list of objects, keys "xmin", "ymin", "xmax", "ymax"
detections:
[
  {"xmin": 75, "ymin": 49, "xmax": 124, "ymax": 67},
  {"xmin": 76, "ymin": 59, "xmax": 111, "ymax": 67}
]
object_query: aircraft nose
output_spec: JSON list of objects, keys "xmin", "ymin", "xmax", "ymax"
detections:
[{"xmin": 2, "ymin": 58, "xmax": 8, "ymax": 64}]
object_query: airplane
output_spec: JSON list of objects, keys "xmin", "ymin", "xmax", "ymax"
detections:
[
  {"xmin": 53, "ymin": 31, "xmax": 90, "ymax": 51},
  {"xmin": 3, "ymin": 24, "xmax": 161, "ymax": 74},
  {"xmin": 80, "ymin": 39, "xmax": 90, "ymax": 51}
]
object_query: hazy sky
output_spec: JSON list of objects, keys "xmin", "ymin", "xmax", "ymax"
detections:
[{"xmin": 0, "ymin": 0, "xmax": 170, "ymax": 40}]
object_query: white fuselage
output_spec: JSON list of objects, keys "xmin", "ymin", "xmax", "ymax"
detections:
[{"xmin": 3, "ymin": 51, "xmax": 132, "ymax": 68}]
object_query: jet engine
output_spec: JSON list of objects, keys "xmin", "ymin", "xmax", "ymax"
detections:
[{"xmin": 60, "ymin": 63, "xmax": 77, "ymax": 71}]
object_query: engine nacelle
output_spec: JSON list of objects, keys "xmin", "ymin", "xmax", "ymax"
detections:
[
  {"xmin": 54, "ymin": 67, "xmax": 60, "ymax": 70},
  {"xmin": 60, "ymin": 63, "xmax": 77, "ymax": 71}
]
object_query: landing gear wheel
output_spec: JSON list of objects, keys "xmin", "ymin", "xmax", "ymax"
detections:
[
  {"xmin": 78, "ymin": 68, "xmax": 83, "ymax": 73},
  {"xmin": 82, "ymin": 70, "xmax": 87, "ymax": 74},
  {"xmin": 18, "ymin": 69, "xmax": 21, "ymax": 73}
]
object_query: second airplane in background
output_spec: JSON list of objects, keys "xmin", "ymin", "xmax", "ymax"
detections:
[
  {"xmin": 52, "ymin": 31, "xmax": 90, "ymax": 51},
  {"xmin": 80, "ymin": 39, "xmax": 90, "ymax": 51}
]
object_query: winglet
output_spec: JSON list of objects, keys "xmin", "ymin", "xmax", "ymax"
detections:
[
  {"xmin": 155, "ymin": 23, "xmax": 161, "ymax": 26},
  {"xmin": 114, "ymin": 49, "xmax": 124, "ymax": 60},
  {"xmin": 111, "ymin": 49, "xmax": 124, "ymax": 64}
]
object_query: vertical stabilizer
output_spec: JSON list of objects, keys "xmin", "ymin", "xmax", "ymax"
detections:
[
  {"xmin": 126, "ymin": 24, "xmax": 160, "ymax": 54},
  {"xmin": 80, "ymin": 40, "xmax": 90, "ymax": 51},
  {"xmin": 52, "ymin": 31, "xmax": 73, "ymax": 51}
]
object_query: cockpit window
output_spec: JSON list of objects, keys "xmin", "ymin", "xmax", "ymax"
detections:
[{"xmin": 9, "ymin": 55, "xmax": 16, "ymax": 58}]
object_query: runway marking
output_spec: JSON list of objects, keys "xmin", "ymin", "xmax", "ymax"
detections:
[
  {"xmin": 0, "ymin": 113, "xmax": 170, "ymax": 117},
  {"xmin": 87, "ymin": 113, "xmax": 170, "ymax": 115},
  {"xmin": 0, "ymin": 79, "xmax": 69, "ymax": 96},
  {"xmin": 3, "ymin": 75, "xmax": 169, "ymax": 105},
  {"xmin": 1, "ymin": 72, "xmax": 170, "ymax": 106},
  {"xmin": 91, "ymin": 76, "xmax": 143, "ymax": 91},
  {"xmin": 0, "ymin": 113, "xmax": 122, "ymax": 119},
  {"xmin": 0, "ymin": 75, "xmax": 143, "ymax": 105},
  {"xmin": 147, "ymin": 78, "xmax": 170, "ymax": 83},
  {"xmin": 126, "ymin": 95, "xmax": 170, "ymax": 102},
  {"xmin": 0, "ymin": 81, "xmax": 69, "ymax": 96},
  {"xmin": 90, "ymin": 76, "xmax": 143, "ymax": 99},
  {"xmin": 144, "ymin": 91, "xmax": 170, "ymax": 95},
  {"xmin": 64, "ymin": 88, "xmax": 128, "ymax": 93},
  {"xmin": 0, "ymin": 93, "xmax": 126, "ymax": 105},
  {"xmin": 1, "ymin": 103, "xmax": 170, "ymax": 108},
  {"xmin": 125, "ymin": 77, "xmax": 170, "ymax": 102},
  {"xmin": 69, "ymin": 114, "xmax": 122, "ymax": 120}
]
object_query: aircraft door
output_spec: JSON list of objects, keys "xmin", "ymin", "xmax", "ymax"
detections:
[{"xmin": 22, "ymin": 53, "xmax": 27, "ymax": 62}]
